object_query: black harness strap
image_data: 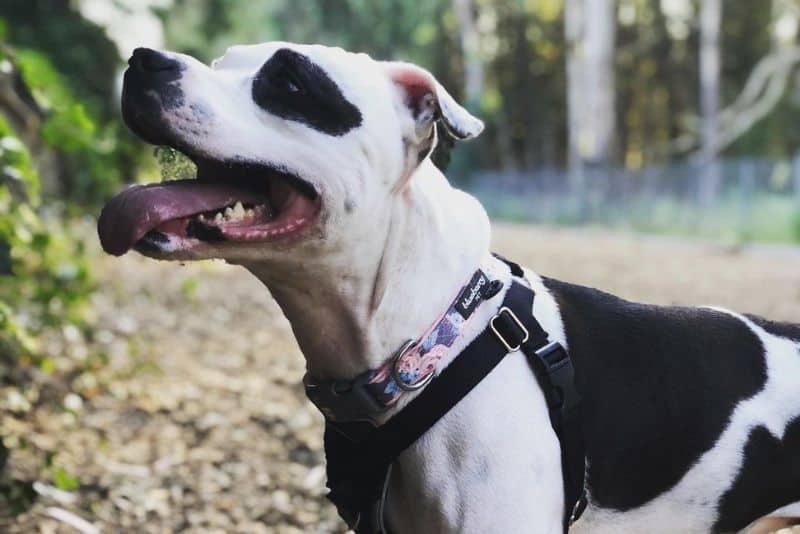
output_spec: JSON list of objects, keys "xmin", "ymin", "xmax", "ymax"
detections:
[
  {"xmin": 493, "ymin": 280, "xmax": 587, "ymax": 530},
  {"xmin": 494, "ymin": 255, "xmax": 587, "ymax": 526},
  {"xmin": 324, "ymin": 262, "xmax": 585, "ymax": 533}
]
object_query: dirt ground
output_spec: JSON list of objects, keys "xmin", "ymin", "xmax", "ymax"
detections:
[{"xmin": 6, "ymin": 223, "xmax": 800, "ymax": 533}]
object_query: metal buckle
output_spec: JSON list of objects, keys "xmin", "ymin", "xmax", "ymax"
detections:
[
  {"xmin": 391, "ymin": 339, "xmax": 433, "ymax": 391},
  {"xmin": 490, "ymin": 306, "xmax": 529, "ymax": 352}
]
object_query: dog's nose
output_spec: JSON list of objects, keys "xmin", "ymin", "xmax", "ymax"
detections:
[{"xmin": 129, "ymin": 47, "xmax": 180, "ymax": 73}]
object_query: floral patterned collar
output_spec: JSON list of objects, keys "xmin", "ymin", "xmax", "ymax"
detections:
[{"xmin": 305, "ymin": 255, "xmax": 510, "ymax": 423}]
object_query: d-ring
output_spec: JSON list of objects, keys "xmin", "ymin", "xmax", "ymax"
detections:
[{"xmin": 390, "ymin": 339, "xmax": 434, "ymax": 391}]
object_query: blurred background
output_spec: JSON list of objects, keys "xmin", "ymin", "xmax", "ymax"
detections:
[{"xmin": 1, "ymin": 1, "xmax": 799, "ymax": 532}]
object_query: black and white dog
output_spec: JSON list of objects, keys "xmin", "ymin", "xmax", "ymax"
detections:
[{"xmin": 98, "ymin": 43, "xmax": 800, "ymax": 533}]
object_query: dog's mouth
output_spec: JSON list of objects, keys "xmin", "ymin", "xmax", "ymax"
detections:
[{"xmin": 97, "ymin": 155, "xmax": 321, "ymax": 257}]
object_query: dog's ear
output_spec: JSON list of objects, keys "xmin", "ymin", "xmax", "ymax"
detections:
[{"xmin": 384, "ymin": 62, "xmax": 484, "ymax": 142}]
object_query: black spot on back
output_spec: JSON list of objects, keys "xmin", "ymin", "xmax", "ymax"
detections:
[
  {"xmin": 252, "ymin": 48, "xmax": 362, "ymax": 136},
  {"xmin": 714, "ymin": 417, "xmax": 800, "ymax": 533},
  {"xmin": 745, "ymin": 314, "xmax": 800, "ymax": 342},
  {"xmin": 542, "ymin": 278, "xmax": 768, "ymax": 511}
]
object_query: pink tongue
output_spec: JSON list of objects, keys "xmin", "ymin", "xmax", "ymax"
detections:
[{"xmin": 97, "ymin": 179, "xmax": 267, "ymax": 256}]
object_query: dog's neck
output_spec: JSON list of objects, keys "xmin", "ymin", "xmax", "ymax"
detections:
[{"xmin": 243, "ymin": 159, "xmax": 491, "ymax": 380}]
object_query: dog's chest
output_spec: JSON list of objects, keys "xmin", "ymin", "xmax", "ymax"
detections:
[{"xmin": 385, "ymin": 341, "xmax": 565, "ymax": 533}]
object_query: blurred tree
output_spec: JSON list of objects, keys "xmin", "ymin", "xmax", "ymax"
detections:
[
  {"xmin": 154, "ymin": 0, "xmax": 799, "ymax": 177},
  {"xmin": 0, "ymin": 1, "xmax": 146, "ymax": 204},
  {"xmin": 2, "ymin": 0, "xmax": 119, "ymax": 119},
  {"xmin": 566, "ymin": 0, "xmax": 616, "ymax": 217},
  {"xmin": 453, "ymin": 0, "xmax": 483, "ymax": 107},
  {"xmin": 699, "ymin": 0, "xmax": 722, "ymax": 206}
]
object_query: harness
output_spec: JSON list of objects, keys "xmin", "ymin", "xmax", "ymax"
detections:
[{"xmin": 304, "ymin": 255, "xmax": 586, "ymax": 533}]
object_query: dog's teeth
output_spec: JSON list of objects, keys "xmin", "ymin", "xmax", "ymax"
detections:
[
  {"xmin": 215, "ymin": 212, "xmax": 224, "ymax": 223},
  {"xmin": 198, "ymin": 214, "xmax": 206, "ymax": 222},
  {"xmin": 245, "ymin": 208, "xmax": 254, "ymax": 217},
  {"xmin": 232, "ymin": 202, "xmax": 245, "ymax": 220},
  {"xmin": 224, "ymin": 207, "xmax": 234, "ymax": 219}
]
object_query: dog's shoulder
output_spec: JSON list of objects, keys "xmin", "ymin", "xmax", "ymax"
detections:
[
  {"xmin": 538, "ymin": 276, "xmax": 773, "ymax": 512},
  {"xmin": 539, "ymin": 276, "xmax": 763, "ymax": 341}
]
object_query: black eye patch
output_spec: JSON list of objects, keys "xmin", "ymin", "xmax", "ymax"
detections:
[{"xmin": 252, "ymin": 48, "xmax": 363, "ymax": 136}]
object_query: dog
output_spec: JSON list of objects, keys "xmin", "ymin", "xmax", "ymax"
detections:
[{"xmin": 98, "ymin": 42, "xmax": 800, "ymax": 533}]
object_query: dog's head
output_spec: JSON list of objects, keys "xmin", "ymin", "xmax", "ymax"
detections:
[{"xmin": 98, "ymin": 42, "xmax": 483, "ymax": 263}]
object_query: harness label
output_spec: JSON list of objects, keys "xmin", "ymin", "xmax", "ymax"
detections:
[{"xmin": 455, "ymin": 270, "xmax": 490, "ymax": 319}]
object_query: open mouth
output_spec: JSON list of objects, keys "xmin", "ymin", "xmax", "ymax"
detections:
[{"xmin": 97, "ymin": 156, "xmax": 321, "ymax": 257}]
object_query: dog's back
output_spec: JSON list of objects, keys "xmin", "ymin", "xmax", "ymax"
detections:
[{"xmin": 543, "ymin": 278, "xmax": 800, "ymax": 533}]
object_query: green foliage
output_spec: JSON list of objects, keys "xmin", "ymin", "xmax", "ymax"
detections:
[
  {"xmin": 155, "ymin": 146, "xmax": 198, "ymax": 181},
  {"xmin": 621, "ymin": 194, "xmax": 799, "ymax": 244},
  {"xmin": 12, "ymin": 48, "xmax": 128, "ymax": 205},
  {"xmin": 0, "ymin": 106, "xmax": 95, "ymax": 506},
  {"xmin": 0, "ymin": 9, "xmax": 121, "ymax": 489},
  {"xmin": 1, "ymin": 0, "xmax": 120, "ymax": 119},
  {"xmin": 52, "ymin": 466, "xmax": 79, "ymax": 491},
  {"xmin": 792, "ymin": 211, "xmax": 800, "ymax": 243},
  {"xmin": 0, "ymin": 114, "xmax": 93, "ymax": 366},
  {"xmin": 0, "ymin": 2, "xmax": 149, "ymax": 206}
]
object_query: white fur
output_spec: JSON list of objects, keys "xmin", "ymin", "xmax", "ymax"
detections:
[
  {"xmin": 130, "ymin": 42, "xmax": 800, "ymax": 533},
  {"xmin": 523, "ymin": 268, "xmax": 569, "ymax": 349},
  {"xmin": 381, "ymin": 258, "xmax": 565, "ymax": 533}
]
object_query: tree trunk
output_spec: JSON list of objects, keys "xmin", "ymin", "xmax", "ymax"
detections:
[
  {"xmin": 582, "ymin": 0, "xmax": 616, "ymax": 164},
  {"xmin": 452, "ymin": 0, "xmax": 483, "ymax": 107},
  {"xmin": 565, "ymin": 0, "xmax": 586, "ymax": 217},
  {"xmin": 699, "ymin": 0, "xmax": 722, "ymax": 206},
  {"xmin": 565, "ymin": 0, "xmax": 616, "ymax": 219}
]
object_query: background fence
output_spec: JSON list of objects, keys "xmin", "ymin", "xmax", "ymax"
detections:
[{"xmin": 467, "ymin": 156, "xmax": 800, "ymax": 243}]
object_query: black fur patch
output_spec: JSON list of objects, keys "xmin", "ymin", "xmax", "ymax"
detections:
[
  {"xmin": 252, "ymin": 48, "xmax": 362, "ymax": 136},
  {"xmin": 134, "ymin": 231, "xmax": 168, "ymax": 254},
  {"xmin": 430, "ymin": 120, "xmax": 454, "ymax": 171},
  {"xmin": 542, "ymin": 278, "xmax": 768, "ymax": 511},
  {"xmin": 155, "ymin": 82, "xmax": 185, "ymax": 111},
  {"xmin": 122, "ymin": 61, "xmax": 185, "ymax": 146},
  {"xmin": 745, "ymin": 314, "xmax": 800, "ymax": 342},
  {"xmin": 186, "ymin": 220, "xmax": 225, "ymax": 242},
  {"xmin": 713, "ymin": 416, "xmax": 800, "ymax": 532}
]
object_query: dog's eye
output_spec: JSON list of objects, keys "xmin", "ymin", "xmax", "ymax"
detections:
[
  {"xmin": 252, "ymin": 48, "xmax": 362, "ymax": 135},
  {"xmin": 273, "ymin": 69, "xmax": 303, "ymax": 95}
]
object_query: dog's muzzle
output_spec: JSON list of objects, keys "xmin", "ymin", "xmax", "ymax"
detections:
[{"xmin": 121, "ymin": 47, "xmax": 185, "ymax": 145}]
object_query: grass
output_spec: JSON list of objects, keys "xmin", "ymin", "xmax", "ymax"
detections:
[{"xmin": 478, "ymin": 191, "xmax": 800, "ymax": 246}]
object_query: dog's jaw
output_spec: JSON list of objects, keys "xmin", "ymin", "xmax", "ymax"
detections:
[{"xmin": 242, "ymin": 159, "xmax": 491, "ymax": 379}]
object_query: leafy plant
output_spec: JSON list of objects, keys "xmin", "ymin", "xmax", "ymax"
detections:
[
  {"xmin": 155, "ymin": 146, "xmax": 197, "ymax": 181},
  {"xmin": 52, "ymin": 466, "xmax": 79, "ymax": 492},
  {"xmin": 0, "ymin": 114, "xmax": 94, "ymax": 367},
  {"xmin": 0, "ymin": 104, "xmax": 96, "ymax": 516},
  {"xmin": 12, "ymin": 48, "xmax": 127, "ymax": 206}
]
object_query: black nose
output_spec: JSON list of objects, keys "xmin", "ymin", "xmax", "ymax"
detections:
[{"xmin": 129, "ymin": 47, "xmax": 180, "ymax": 73}]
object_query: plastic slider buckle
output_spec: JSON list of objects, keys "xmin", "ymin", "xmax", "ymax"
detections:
[
  {"xmin": 305, "ymin": 374, "xmax": 386, "ymax": 422},
  {"xmin": 534, "ymin": 341, "xmax": 580, "ymax": 412}
]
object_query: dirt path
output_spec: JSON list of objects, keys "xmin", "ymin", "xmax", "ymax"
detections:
[{"xmin": 7, "ymin": 224, "xmax": 800, "ymax": 533}]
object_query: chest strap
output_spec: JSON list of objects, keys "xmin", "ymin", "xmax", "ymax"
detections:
[{"xmin": 323, "ymin": 263, "xmax": 585, "ymax": 533}]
